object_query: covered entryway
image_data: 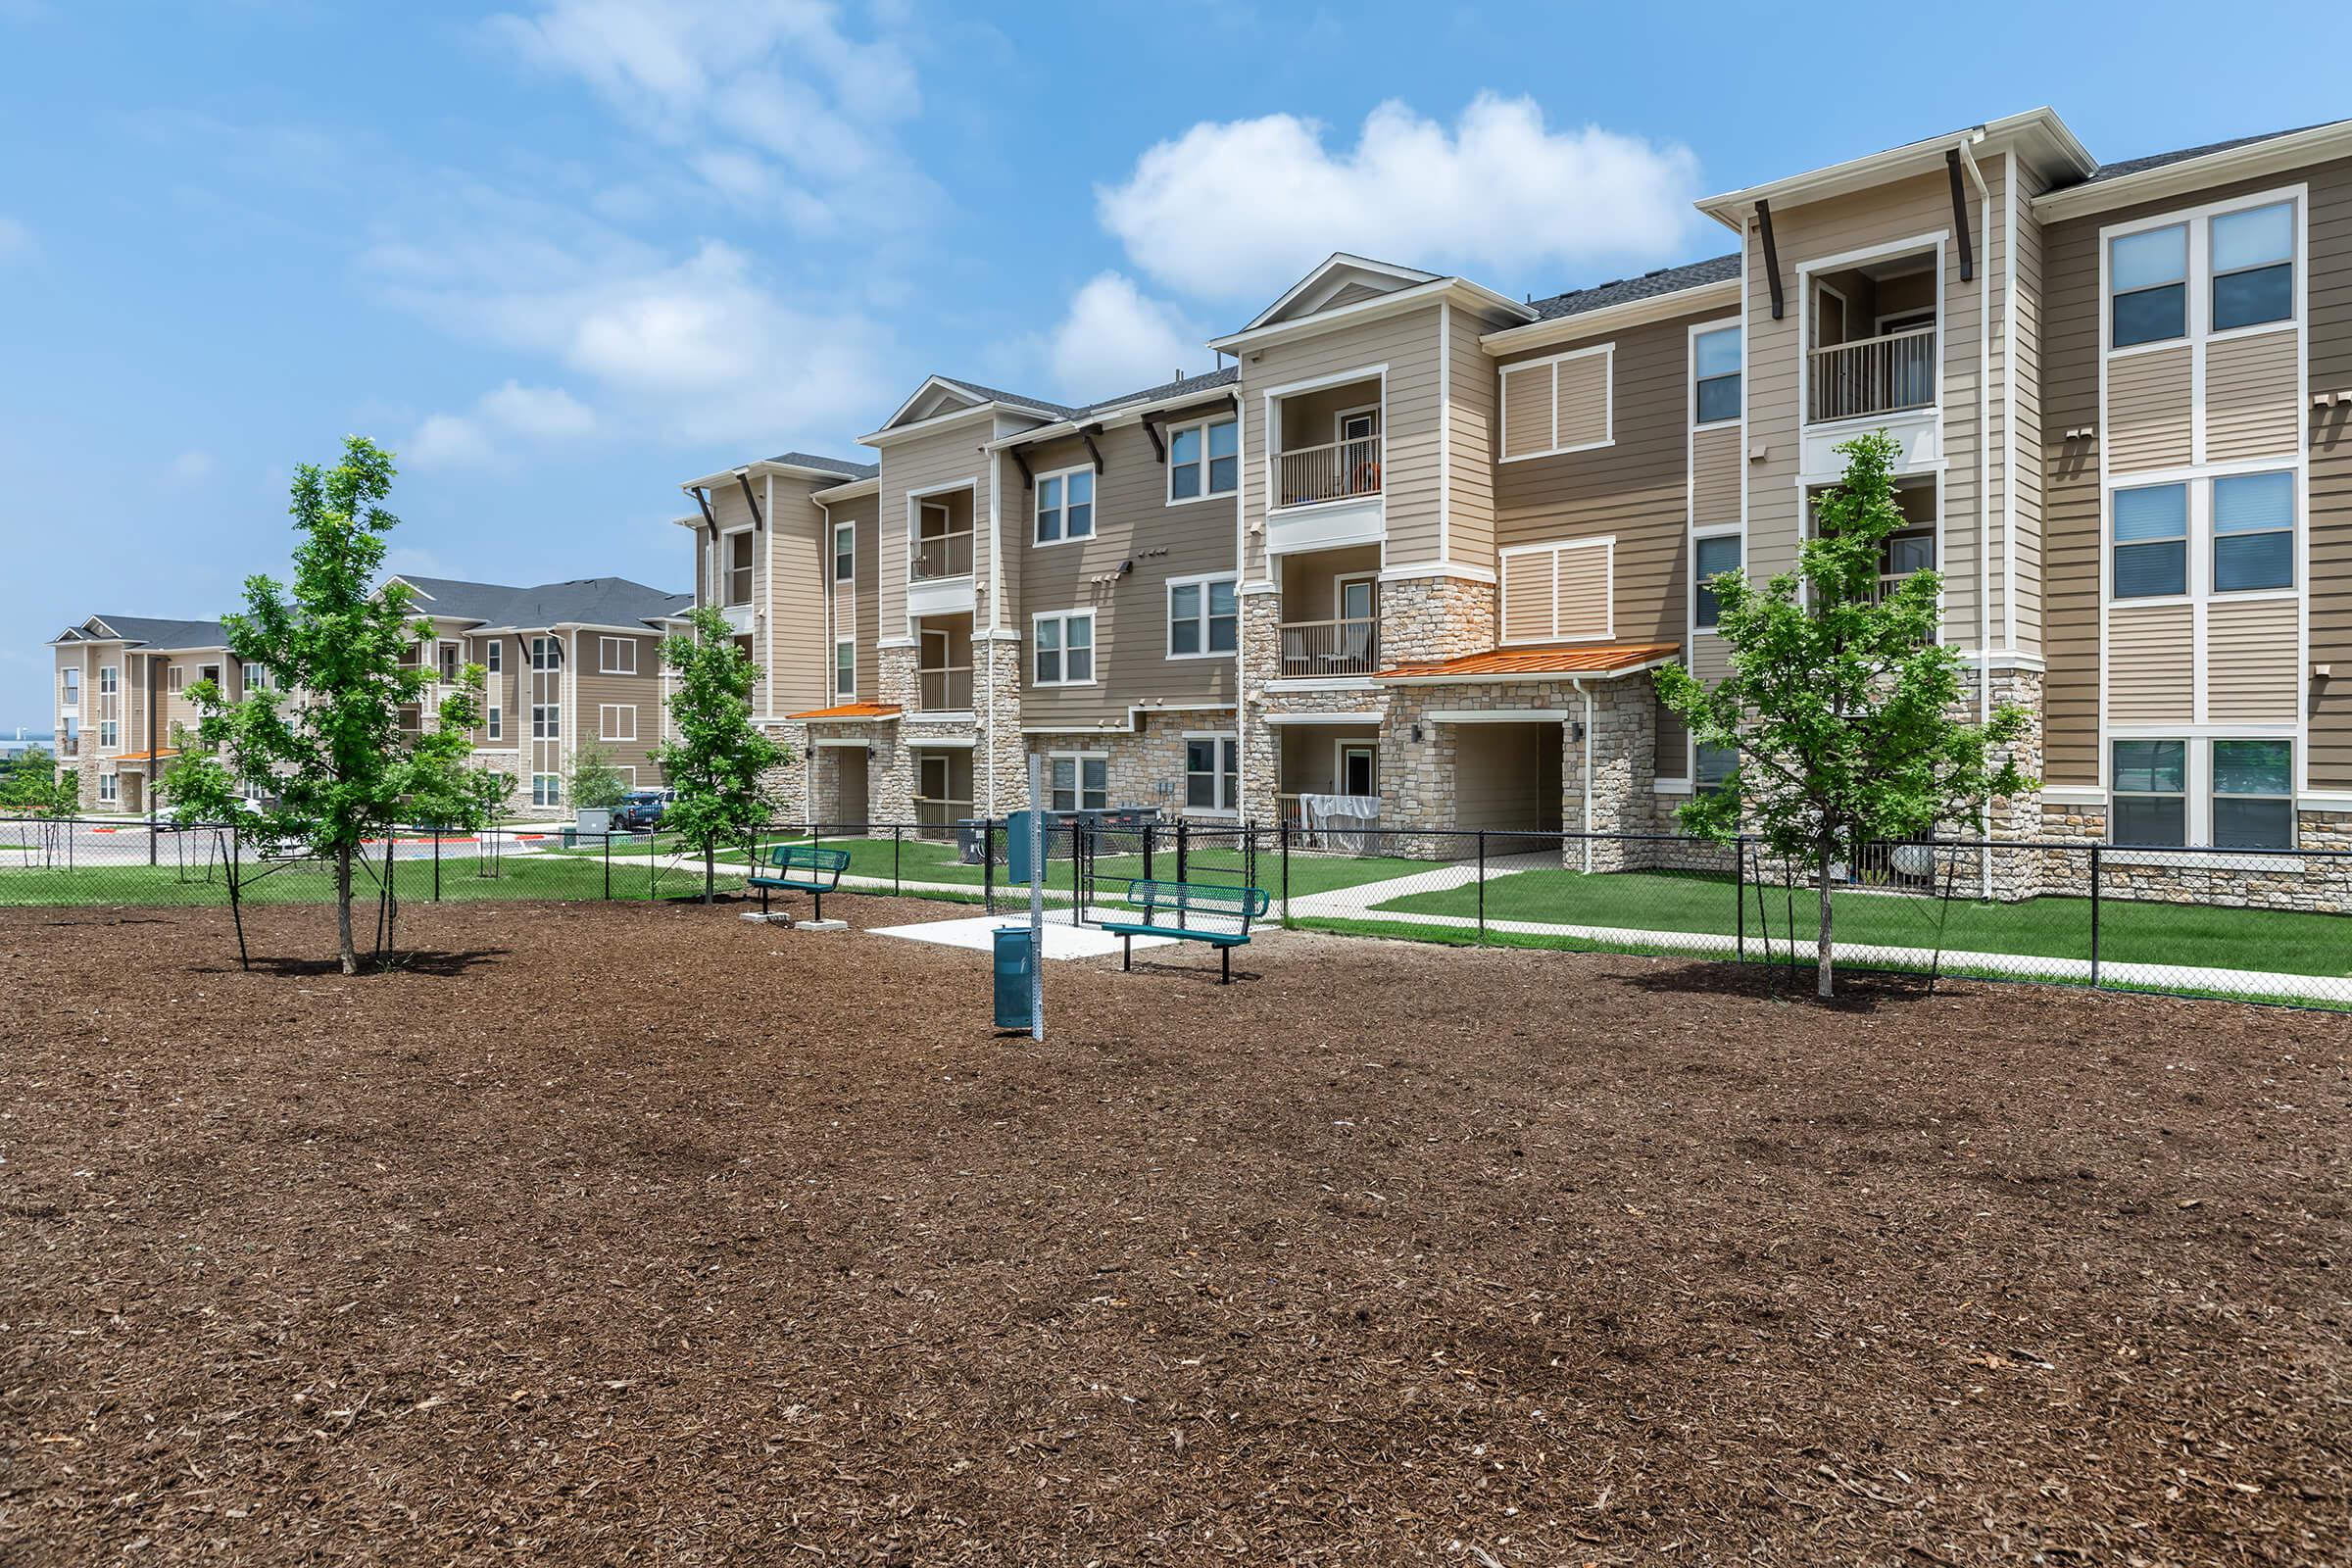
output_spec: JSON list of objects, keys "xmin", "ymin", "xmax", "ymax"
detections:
[
  {"xmin": 815, "ymin": 743, "xmax": 869, "ymax": 831},
  {"xmin": 1446, "ymin": 719, "xmax": 1563, "ymax": 833}
]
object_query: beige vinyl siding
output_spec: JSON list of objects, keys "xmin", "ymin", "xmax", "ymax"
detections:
[
  {"xmin": 1012, "ymin": 412, "xmax": 1240, "ymax": 728},
  {"xmin": 875, "ymin": 414, "xmax": 991, "ymax": 637},
  {"xmin": 2045, "ymin": 154, "xmax": 2352, "ymax": 788},
  {"xmin": 1242, "ymin": 305, "xmax": 1445, "ymax": 571},
  {"xmin": 761, "ymin": 477, "xmax": 829, "ymax": 717},
  {"xmin": 472, "ymin": 633, "xmax": 522, "ymax": 748},
  {"xmin": 1325, "ymin": 280, "xmax": 1392, "ymax": 310},
  {"xmin": 821, "ymin": 491, "xmax": 881, "ymax": 703},
  {"xmin": 2008, "ymin": 154, "xmax": 2050, "ymax": 653},
  {"xmin": 1444, "ymin": 303, "xmax": 1497, "ymax": 564},
  {"xmin": 2106, "ymin": 604, "xmax": 2194, "ymax": 721},
  {"xmin": 576, "ymin": 637, "xmax": 663, "ymax": 780},
  {"xmin": 1691, "ymin": 424, "xmax": 1741, "ymax": 527},
  {"xmin": 2206, "ymin": 597, "xmax": 2301, "ymax": 721},
  {"xmin": 2105, "ymin": 345, "xmax": 2195, "ymax": 472},
  {"xmin": 2203, "ymin": 328, "xmax": 2301, "ymax": 462},
  {"xmin": 1494, "ymin": 313, "xmax": 1725, "ymax": 651},
  {"xmin": 1743, "ymin": 170, "xmax": 1986, "ymax": 650}
]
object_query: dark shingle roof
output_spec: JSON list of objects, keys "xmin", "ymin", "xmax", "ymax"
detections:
[
  {"xmin": 766, "ymin": 450, "xmax": 878, "ymax": 480},
  {"xmin": 2081, "ymin": 121, "xmax": 2346, "ymax": 185},
  {"xmin": 390, "ymin": 575, "xmax": 690, "ymax": 629},
  {"xmin": 934, "ymin": 376, "xmax": 1081, "ymax": 418},
  {"xmin": 1076, "ymin": 365, "xmax": 1240, "ymax": 420},
  {"xmin": 1524, "ymin": 254, "xmax": 1742, "ymax": 322},
  {"xmin": 88, "ymin": 615, "xmax": 230, "ymax": 650}
]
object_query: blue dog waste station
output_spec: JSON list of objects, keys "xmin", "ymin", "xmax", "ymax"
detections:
[{"xmin": 992, "ymin": 924, "xmax": 1037, "ymax": 1030}]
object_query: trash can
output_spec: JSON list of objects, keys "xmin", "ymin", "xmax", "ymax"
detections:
[{"xmin": 992, "ymin": 925, "xmax": 1036, "ymax": 1030}]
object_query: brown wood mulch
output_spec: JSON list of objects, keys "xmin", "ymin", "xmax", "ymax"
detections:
[{"xmin": 0, "ymin": 899, "xmax": 2345, "ymax": 1565}]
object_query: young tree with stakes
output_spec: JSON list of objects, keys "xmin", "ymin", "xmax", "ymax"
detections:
[
  {"xmin": 160, "ymin": 436, "xmax": 494, "ymax": 974},
  {"xmin": 650, "ymin": 605, "xmax": 788, "ymax": 903},
  {"xmin": 1654, "ymin": 430, "xmax": 2032, "ymax": 999}
]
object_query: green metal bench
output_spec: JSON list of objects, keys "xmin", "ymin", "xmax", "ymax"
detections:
[
  {"xmin": 1099, "ymin": 878, "xmax": 1271, "ymax": 984},
  {"xmin": 747, "ymin": 844, "xmax": 852, "ymax": 922}
]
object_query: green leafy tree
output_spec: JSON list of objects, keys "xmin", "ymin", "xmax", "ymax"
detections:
[
  {"xmin": 565, "ymin": 740, "xmax": 631, "ymax": 812},
  {"xmin": 160, "ymin": 435, "xmax": 494, "ymax": 974},
  {"xmin": 0, "ymin": 747, "xmax": 77, "ymax": 814},
  {"xmin": 1654, "ymin": 430, "xmax": 2032, "ymax": 998},
  {"xmin": 650, "ymin": 605, "xmax": 787, "ymax": 903}
]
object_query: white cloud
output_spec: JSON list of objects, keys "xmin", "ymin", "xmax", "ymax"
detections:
[
  {"xmin": 406, "ymin": 380, "xmax": 597, "ymax": 469},
  {"xmin": 485, "ymin": 0, "xmax": 929, "ymax": 227},
  {"xmin": 165, "ymin": 449, "xmax": 217, "ymax": 484},
  {"xmin": 1046, "ymin": 273, "xmax": 1205, "ymax": 400},
  {"xmin": 0, "ymin": 216, "xmax": 30, "ymax": 262},
  {"xmin": 1097, "ymin": 94, "xmax": 1705, "ymax": 301}
]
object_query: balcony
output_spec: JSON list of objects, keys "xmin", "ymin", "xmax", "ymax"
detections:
[
  {"xmin": 910, "ymin": 527, "xmax": 973, "ymax": 583},
  {"xmin": 1278, "ymin": 616, "xmax": 1380, "ymax": 679},
  {"xmin": 917, "ymin": 664, "xmax": 972, "ymax": 714},
  {"xmin": 1270, "ymin": 433, "xmax": 1383, "ymax": 510},
  {"xmin": 1808, "ymin": 325, "xmax": 1936, "ymax": 423},
  {"xmin": 57, "ymin": 734, "xmax": 78, "ymax": 759}
]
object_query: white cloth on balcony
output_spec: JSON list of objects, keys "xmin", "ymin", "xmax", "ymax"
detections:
[{"xmin": 1299, "ymin": 793, "xmax": 1381, "ymax": 855}]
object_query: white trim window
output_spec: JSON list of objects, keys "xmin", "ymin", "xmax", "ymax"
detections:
[
  {"xmin": 97, "ymin": 770, "xmax": 118, "ymax": 804},
  {"xmin": 531, "ymin": 773, "xmax": 562, "ymax": 808},
  {"xmin": 1035, "ymin": 466, "xmax": 1095, "ymax": 544},
  {"xmin": 833, "ymin": 521, "xmax": 856, "ymax": 582},
  {"xmin": 2111, "ymin": 482, "xmax": 2188, "ymax": 600},
  {"xmin": 168, "ymin": 663, "xmax": 186, "ymax": 694},
  {"xmin": 241, "ymin": 662, "xmax": 270, "ymax": 692},
  {"xmin": 599, "ymin": 704, "xmax": 637, "ymax": 742},
  {"xmin": 99, "ymin": 719, "xmax": 119, "ymax": 749},
  {"xmin": 1691, "ymin": 531, "xmax": 1741, "ymax": 631},
  {"xmin": 2212, "ymin": 470, "xmax": 2295, "ymax": 592},
  {"xmin": 484, "ymin": 641, "xmax": 501, "ymax": 677},
  {"xmin": 60, "ymin": 666, "xmax": 79, "ymax": 708},
  {"xmin": 2211, "ymin": 201, "xmax": 2295, "ymax": 333},
  {"xmin": 532, "ymin": 701, "xmax": 561, "ymax": 740},
  {"xmin": 529, "ymin": 636, "xmax": 563, "ymax": 671},
  {"xmin": 99, "ymin": 665, "xmax": 119, "ymax": 698},
  {"xmin": 438, "ymin": 642, "xmax": 461, "ymax": 682},
  {"xmin": 2110, "ymin": 223, "xmax": 2188, "ymax": 348},
  {"xmin": 2106, "ymin": 192, "xmax": 2300, "ymax": 352},
  {"xmin": 486, "ymin": 701, "xmax": 503, "ymax": 741},
  {"xmin": 1694, "ymin": 742, "xmax": 1737, "ymax": 795},
  {"xmin": 2111, "ymin": 739, "xmax": 2187, "ymax": 845},
  {"xmin": 1184, "ymin": 734, "xmax": 1240, "ymax": 812},
  {"xmin": 833, "ymin": 637, "xmax": 856, "ymax": 699},
  {"xmin": 1498, "ymin": 343, "xmax": 1613, "ymax": 462},
  {"xmin": 2212, "ymin": 739, "xmax": 2294, "ymax": 848},
  {"xmin": 1166, "ymin": 574, "xmax": 1238, "ymax": 658},
  {"xmin": 1046, "ymin": 752, "xmax": 1108, "ymax": 812},
  {"xmin": 724, "ymin": 528, "xmax": 754, "ymax": 606},
  {"xmin": 1691, "ymin": 324, "xmax": 1741, "ymax": 426},
  {"xmin": 598, "ymin": 636, "xmax": 638, "ymax": 675},
  {"xmin": 1168, "ymin": 416, "xmax": 1239, "ymax": 502},
  {"xmin": 1032, "ymin": 611, "xmax": 1095, "ymax": 686}
]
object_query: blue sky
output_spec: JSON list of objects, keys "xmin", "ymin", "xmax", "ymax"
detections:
[{"xmin": 3, "ymin": 0, "xmax": 2348, "ymax": 726}]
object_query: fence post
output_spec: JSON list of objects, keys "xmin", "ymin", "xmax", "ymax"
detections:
[
  {"xmin": 894, "ymin": 824, "xmax": 902, "ymax": 897},
  {"xmin": 433, "ymin": 824, "xmax": 442, "ymax": 902},
  {"xmin": 1476, "ymin": 829, "xmax": 1487, "ymax": 943},
  {"xmin": 603, "ymin": 827, "xmax": 612, "ymax": 901},
  {"xmin": 1278, "ymin": 817, "xmax": 1290, "ymax": 917},
  {"xmin": 1143, "ymin": 822, "xmax": 1154, "ymax": 882},
  {"xmin": 2088, "ymin": 843, "xmax": 2102, "ymax": 990},
  {"xmin": 1177, "ymin": 816, "xmax": 1190, "ymax": 883},
  {"xmin": 983, "ymin": 820, "xmax": 995, "ymax": 915},
  {"xmin": 1735, "ymin": 836, "xmax": 1745, "ymax": 965}
]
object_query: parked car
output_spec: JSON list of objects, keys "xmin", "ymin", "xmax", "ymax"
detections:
[{"xmin": 613, "ymin": 788, "xmax": 674, "ymax": 829}]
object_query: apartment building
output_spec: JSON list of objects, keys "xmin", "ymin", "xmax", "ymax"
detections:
[
  {"xmin": 49, "ymin": 576, "xmax": 689, "ymax": 817},
  {"xmin": 694, "ymin": 107, "xmax": 2349, "ymax": 861}
]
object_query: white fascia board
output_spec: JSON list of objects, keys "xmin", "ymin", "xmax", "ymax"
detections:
[
  {"xmin": 812, "ymin": 476, "xmax": 880, "ymax": 504},
  {"xmin": 858, "ymin": 401, "xmax": 1017, "ymax": 448},
  {"xmin": 1208, "ymin": 277, "xmax": 1534, "ymax": 355},
  {"xmin": 2034, "ymin": 121, "xmax": 2352, "ymax": 219},
  {"xmin": 1480, "ymin": 279, "xmax": 1741, "ymax": 356},
  {"xmin": 1695, "ymin": 111, "xmax": 2092, "ymax": 228}
]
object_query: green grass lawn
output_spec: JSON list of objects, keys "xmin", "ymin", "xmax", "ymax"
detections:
[
  {"xmin": 0, "ymin": 850, "xmax": 740, "ymax": 907},
  {"xmin": 1364, "ymin": 866, "xmax": 2352, "ymax": 978}
]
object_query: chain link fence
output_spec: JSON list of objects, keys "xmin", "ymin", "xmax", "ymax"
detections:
[{"xmin": 7, "ymin": 814, "xmax": 2347, "ymax": 1007}]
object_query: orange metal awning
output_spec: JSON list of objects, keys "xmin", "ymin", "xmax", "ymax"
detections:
[
  {"xmin": 1376, "ymin": 641, "xmax": 1682, "ymax": 684},
  {"xmin": 786, "ymin": 701, "xmax": 903, "ymax": 721}
]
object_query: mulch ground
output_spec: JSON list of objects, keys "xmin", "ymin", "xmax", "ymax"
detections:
[{"xmin": 1, "ymin": 898, "xmax": 2345, "ymax": 1566}]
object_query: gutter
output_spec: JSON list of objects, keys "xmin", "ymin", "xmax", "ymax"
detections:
[{"xmin": 1958, "ymin": 134, "xmax": 1994, "ymax": 899}]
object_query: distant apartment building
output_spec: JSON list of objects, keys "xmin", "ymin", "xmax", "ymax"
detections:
[
  {"xmin": 671, "ymin": 108, "xmax": 2352, "ymax": 860},
  {"xmin": 48, "ymin": 576, "xmax": 688, "ymax": 817}
]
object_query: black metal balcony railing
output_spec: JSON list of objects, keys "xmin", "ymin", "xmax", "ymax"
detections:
[{"xmin": 1278, "ymin": 617, "xmax": 1379, "ymax": 678}]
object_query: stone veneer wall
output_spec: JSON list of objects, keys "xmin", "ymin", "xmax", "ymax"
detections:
[
  {"xmin": 1024, "ymin": 708, "xmax": 1241, "ymax": 819},
  {"xmin": 974, "ymin": 635, "xmax": 1027, "ymax": 816},
  {"xmin": 1236, "ymin": 585, "xmax": 1389, "ymax": 825}
]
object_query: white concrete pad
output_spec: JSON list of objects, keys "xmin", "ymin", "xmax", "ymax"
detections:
[{"xmin": 870, "ymin": 912, "xmax": 1178, "ymax": 960}]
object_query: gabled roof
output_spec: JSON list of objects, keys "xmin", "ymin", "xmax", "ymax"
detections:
[
  {"xmin": 765, "ymin": 450, "xmax": 877, "ymax": 480},
  {"xmin": 1242, "ymin": 253, "xmax": 1443, "ymax": 334},
  {"xmin": 64, "ymin": 614, "xmax": 230, "ymax": 651},
  {"xmin": 2078, "ymin": 120, "xmax": 2348, "ymax": 185},
  {"xmin": 388, "ymin": 575, "xmax": 690, "ymax": 630},
  {"xmin": 1077, "ymin": 364, "xmax": 1240, "ymax": 420},
  {"xmin": 875, "ymin": 373, "xmax": 1076, "ymax": 435},
  {"xmin": 1524, "ymin": 255, "xmax": 1742, "ymax": 322}
]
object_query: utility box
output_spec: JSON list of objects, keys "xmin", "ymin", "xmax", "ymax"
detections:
[{"xmin": 992, "ymin": 925, "xmax": 1036, "ymax": 1031}]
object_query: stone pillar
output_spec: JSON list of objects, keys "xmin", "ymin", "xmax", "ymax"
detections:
[
  {"xmin": 974, "ymin": 633, "xmax": 1027, "ymax": 816},
  {"xmin": 1559, "ymin": 677, "xmax": 1656, "ymax": 871},
  {"xmin": 1237, "ymin": 586, "xmax": 1283, "ymax": 826}
]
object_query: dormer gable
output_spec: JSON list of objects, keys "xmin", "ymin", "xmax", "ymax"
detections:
[{"xmin": 1242, "ymin": 253, "xmax": 1443, "ymax": 333}]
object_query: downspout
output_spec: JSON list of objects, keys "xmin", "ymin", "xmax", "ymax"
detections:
[
  {"xmin": 1571, "ymin": 677, "xmax": 1594, "ymax": 874},
  {"xmin": 1958, "ymin": 135, "xmax": 1993, "ymax": 898}
]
